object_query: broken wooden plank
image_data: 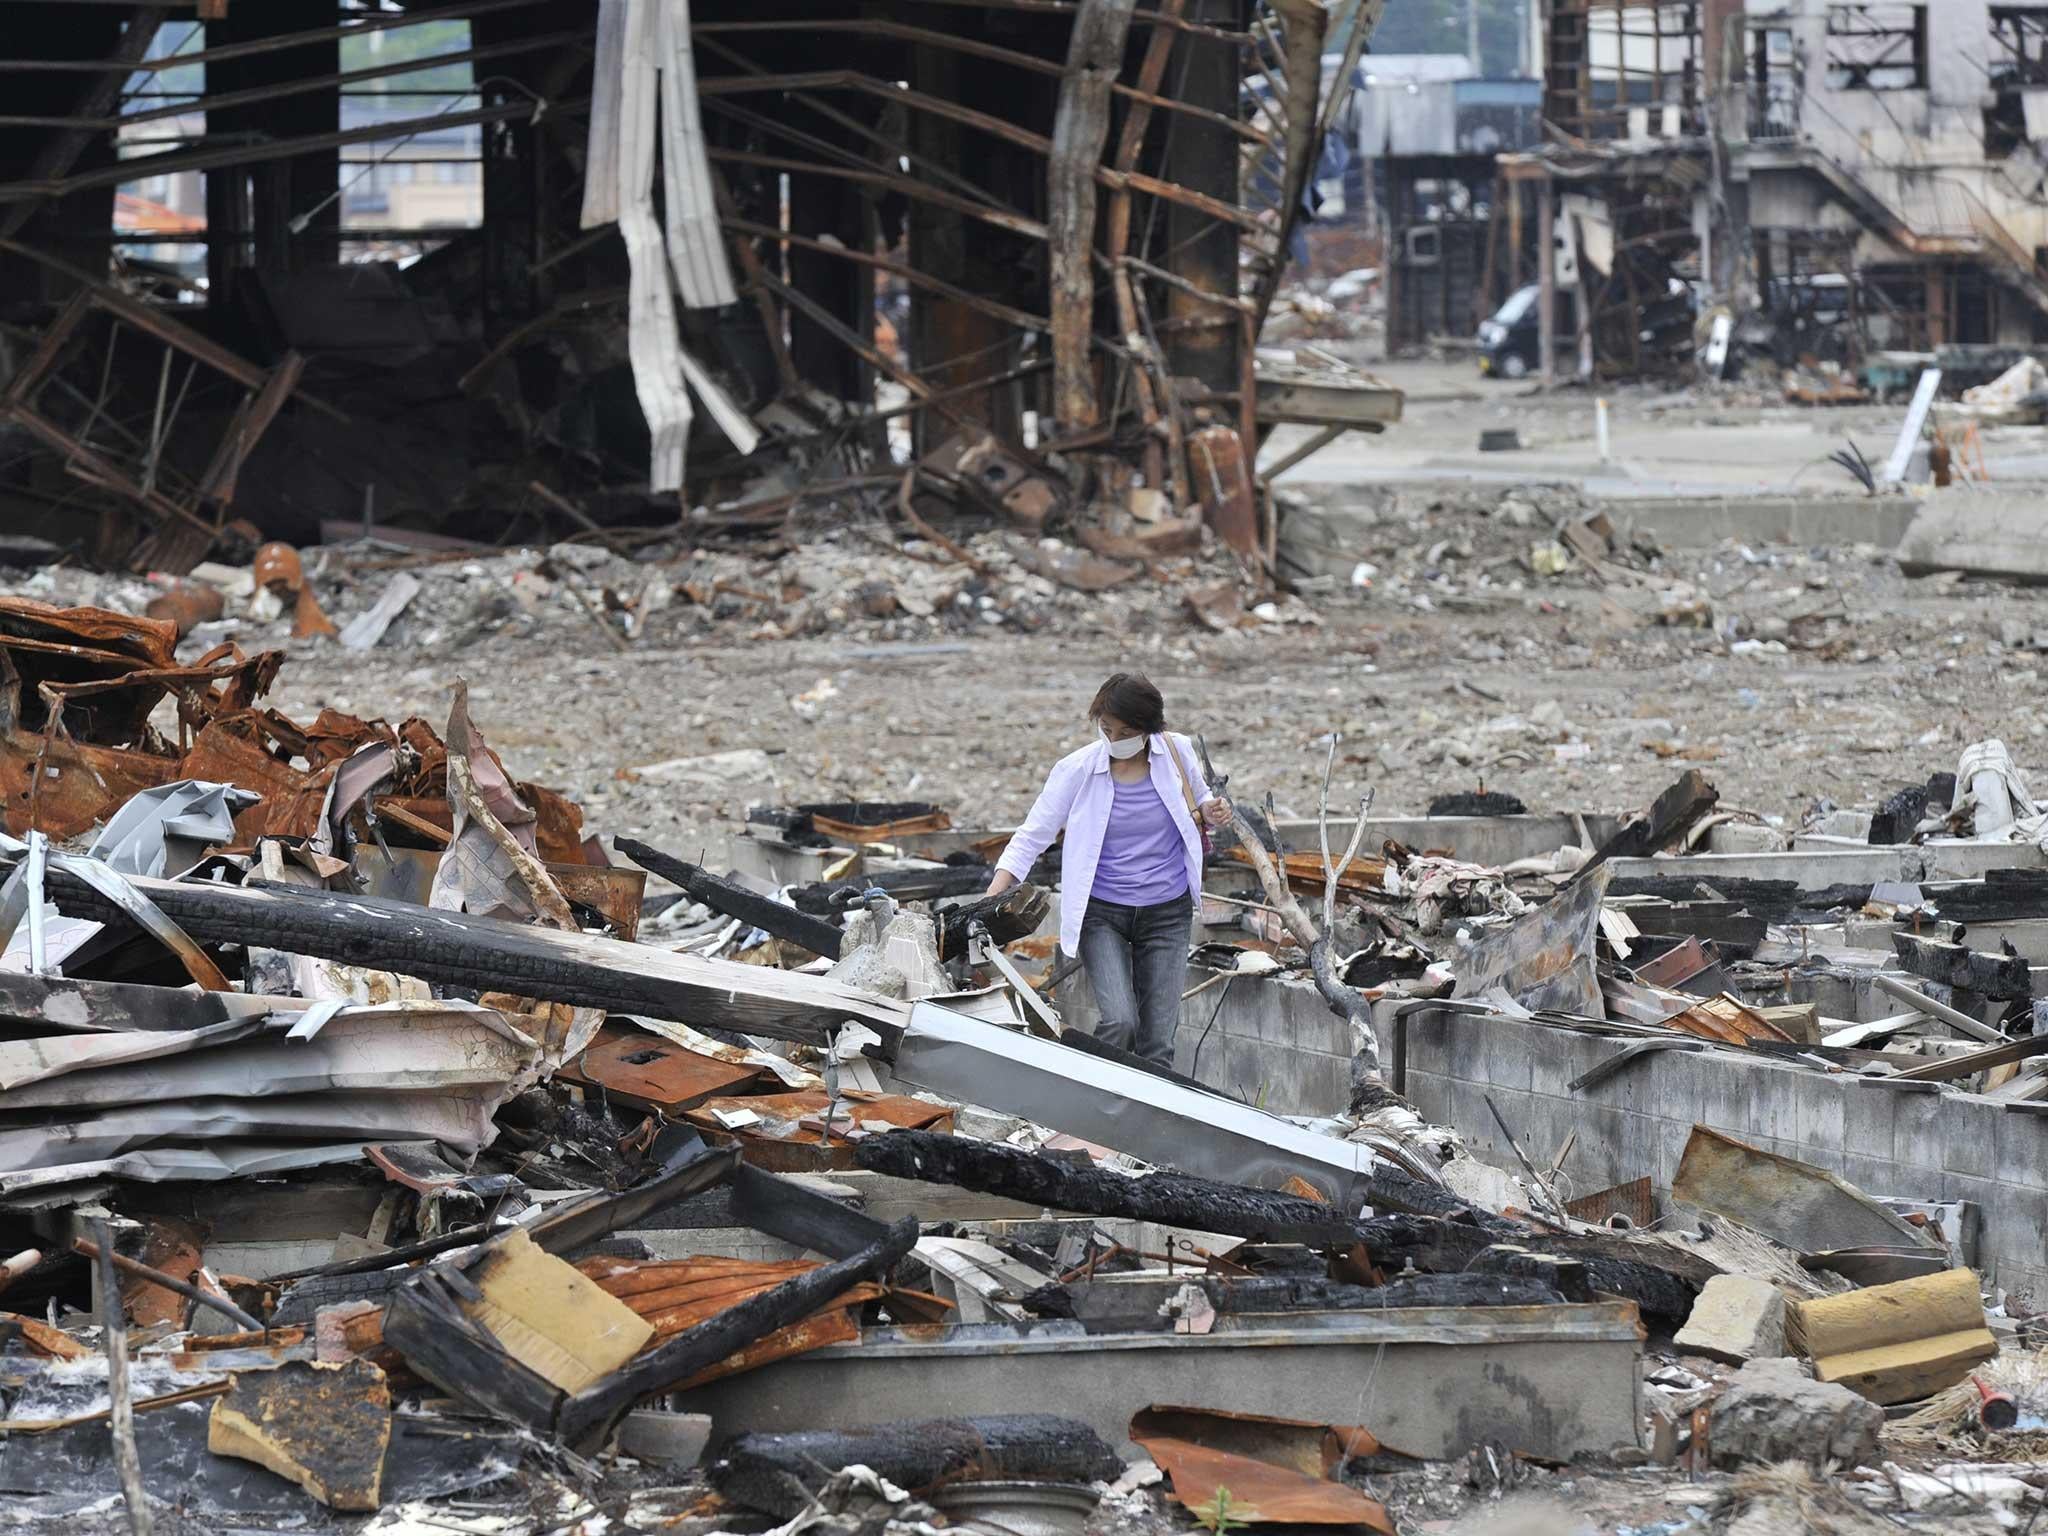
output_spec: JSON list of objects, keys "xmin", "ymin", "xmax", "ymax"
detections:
[
  {"xmin": 935, "ymin": 883, "xmax": 1052, "ymax": 962},
  {"xmin": 856, "ymin": 1131, "xmax": 1711, "ymax": 1321},
  {"xmin": 1047, "ymin": 0, "xmax": 1139, "ymax": 430},
  {"xmin": 555, "ymin": 1214, "xmax": 918, "ymax": 1449},
  {"xmin": 206, "ymin": 1358, "xmax": 391, "ymax": 1513},
  {"xmin": 1889, "ymin": 1029, "xmax": 2048, "ymax": 1083}
]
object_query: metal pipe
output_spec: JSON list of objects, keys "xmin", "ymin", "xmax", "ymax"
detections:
[
  {"xmin": 0, "ymin": 0, "xmax": 555, "ymax": 74},
  {"xmin": 0, "ymin": 97, "xmax": 573, "ymax": 204},
  {"xmin": 1872, "ymin": 973, "xmax": 2007, "ymax": 1044},
  {"xmin": 71, "ymin": 1236, "xmax": 263, "ymax": 1333}
]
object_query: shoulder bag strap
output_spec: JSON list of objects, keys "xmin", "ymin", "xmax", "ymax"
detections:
[{"xmin": 1163, "ymin": 734, "xmax": 1200, "ymax": 819}]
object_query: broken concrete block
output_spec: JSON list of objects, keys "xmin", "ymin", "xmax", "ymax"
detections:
[
  {"xmin": 1793, "ymin": 1266, "xmax": 1997, "ymax": 1405},
  {"xmin": 1673, "ymin": 1274, "xmax": 1786, "ymax": 1364},
  {"xmin": 619, "ymin": 1408, "xmax": 714, "ymax": 1468},
  {"xmin": 1708, "ymin": 1356, "xmax": 1882, "ymax": 1471},
  {"xmin": 207, "ymin": 1357, "xmax": 392, "ymax": 1511}
]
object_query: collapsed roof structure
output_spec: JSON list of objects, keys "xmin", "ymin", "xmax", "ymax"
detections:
[{"xmin": 0, "ymin": 0, "xmax": 1399, "ymax": 571}]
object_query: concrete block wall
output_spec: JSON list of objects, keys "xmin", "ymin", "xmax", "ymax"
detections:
[
  {"xmin": 1149, "ymin": 976, "xmax": 2048, "ymax": 1295},
  {"xmin": 1396, "ymin": 1007, "xmax": 2048, "ymax": 1298},
  {"xmin": 1169, "ymin": 973, "xmax": 1354, "ymax": 1114}
]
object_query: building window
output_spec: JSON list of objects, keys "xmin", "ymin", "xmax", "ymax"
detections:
[
  {"xmin": 1825, "ymin": 4, "xmax": 1928, "ymax": 91},
  {"xmin": 1986, "ymin": 7, "xmax": 2048, "ymax": 156}
]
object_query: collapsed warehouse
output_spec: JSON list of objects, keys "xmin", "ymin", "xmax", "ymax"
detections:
[{"xmin": 0, "ymin": 0, "xmax": 1400, "ymax": 572}]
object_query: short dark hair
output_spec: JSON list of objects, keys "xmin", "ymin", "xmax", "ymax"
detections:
[{"xmin": 1088, "ymin": 672, "xmax": 1165, "ymax": 734}]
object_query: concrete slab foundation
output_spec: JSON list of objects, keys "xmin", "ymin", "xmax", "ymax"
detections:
[
  {"xmin": 682, "ymin": 1304, "xmax": 1644, "ymax": 1462},
  {"xmin": 1605, "ymin": 495, "xmax": 1918, "ymax": 551}
]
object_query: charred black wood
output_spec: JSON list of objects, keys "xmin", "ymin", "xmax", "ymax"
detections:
[
  {"xmin": 1463, "ymin": 1244, "xmax": 1595, "ymax": 1302},
  {"xmin": 935, "ymin": 883, "xmax": 1052, "ymax": 962},
  {"xmin": 530, "ymin": 1145, "xmax": 738, "ymax": 1257},
  {"xmin": 556, "ymin": 1215, "xmax": 918, "ymax": 1449},
  {"xmin": 31, "ymin": 867, "xmax": 883, "ymax": 1044},
  {"xmin": 1427, "ymin": 791, "xmax": 1527, "ymax": 817},
  {"xmin": 614, "ymin": 837, "xmax": 846, "ymax": 959},
  {"xmin": 712, "ymin": 1415, "xmax": 1123, "ymax": 1518},
  {"xmin": 855, "ymin": 1130, "xmax": 1364, "ymax": 1247},
  {"xmin": 746, "ymin": 807, "xmax": 835, "ymax": 850},
  {"xmin": 1208, "ymin": 1272, "xmax": 1566, "ymax": 1312},
  {"xmin": 1605, "ymin": 874, "xmax": 1871, "ymax": 922},
  {"xmin": 1892, "ymin": 931, "xmax": 2033, "ymax": 1001},
  {"xmin": 858, "ymin": 1132, "xmax": 1710, "ymax": 1320},
  {"xmin": 1869, "ymin": 773, "xmax": 1956, "ymax": 844},
  {"xmin": 792, "ymin": 863, "xmax": 992, "ymax": 914},
  {"xmin": 1581, "ymin": 770, "xmax": 1718, "ymax": 872}
]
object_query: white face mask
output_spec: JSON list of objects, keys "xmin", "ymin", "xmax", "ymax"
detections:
[{"xmin": 1102, "ymin": 729, "xmax": 1147, "ymax": 760}]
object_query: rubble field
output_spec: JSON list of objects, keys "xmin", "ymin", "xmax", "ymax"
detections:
[
  {"xmin": 10, "ymin": 386, "xmax": 2048, "ymax": 1536},
  {"xmin": 192, "ymin": 486, "xmax": 2048, "ymax": 868}
]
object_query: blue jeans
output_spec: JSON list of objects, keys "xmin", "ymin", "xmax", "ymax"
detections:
[{"xmin": 1080, "ymin": 891, "xmax": 1192, "ymax": 1069}]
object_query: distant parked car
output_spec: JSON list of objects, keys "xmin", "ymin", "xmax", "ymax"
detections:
[{"xmin": 1477, "ymin": 284, "xmax": 1540, "ymax": 378}]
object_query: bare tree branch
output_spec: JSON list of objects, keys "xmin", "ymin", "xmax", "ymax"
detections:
[{"xmin": 1195, "ymin": 735, "xmax": 1387, "ymax": 1104}]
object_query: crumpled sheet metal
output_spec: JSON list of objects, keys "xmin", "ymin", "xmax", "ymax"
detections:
[
  {"xmin": 0, "ymin": 1141, "xmax": 373, "ymax": 1201},
  {"xmin": 1, "ymin": 601, "xmax": 591, "ymax": 865},
  {"xmin": 85, "ymin": 779, "xmax": 260, "ymax": 879},
  {"xmin": 889, "ymin": 1002, "xmax": 1379, "ymax": 1205},
  {"xmin": 0, "ymin": 844, "xmax": 231, "ymax": 990},
  {"xmin": 1131, "ymin": 1407, "xmax": 1393, "ymax": 1534},
  {"xmin": 1135, "ymin": 1433, "xmax": 1393, "ymax": 1532},
  {"xmin": 0, "ymin": 1000, "xmax": 543, "ymax": 1187},
  {"xmin": 1449, "ymin": 861, "xmax": 1611, "ymax": 1017},
  {"xmin": 431, "ymin": 682, "xmax": 577, "ymax": 928}
]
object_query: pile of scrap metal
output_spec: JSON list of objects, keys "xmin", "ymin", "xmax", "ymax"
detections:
[
  {"xmin": 0, "ymin": 630, "xmax": 1736, "ymax": 1524},
  {"xmin": 0, "ymin": 0, "xmax": 1400, "ymax": 581}
]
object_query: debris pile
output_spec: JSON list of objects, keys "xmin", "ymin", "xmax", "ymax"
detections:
[{"xmin": 4, "ymin": 602, "xmax": 2048, "ymax": 1529}]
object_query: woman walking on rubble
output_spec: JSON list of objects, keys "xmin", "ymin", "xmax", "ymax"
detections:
[{"xmin": 985, "ymin": 673, "xmax": 1231, "ymax": 1069}]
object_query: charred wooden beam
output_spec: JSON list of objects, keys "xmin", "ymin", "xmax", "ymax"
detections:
[
  {"xmin": 712, "ymin": 1415, "xmax": 1123, "ymax": 1518},
  {"xmin": 555, "ymin": 1215, "xmax": 918, "ymax": 1449},
  {"xmin": 935, "ymin": 883, "xmax": 1052, "ymax": 963},
  {"xmin": 857, "ymin": 1131, "xmax": 1712, "ymax": 1321},
  {"xmin": 1891, "ymin": 931, "xmax": 2033, "ymax": 1002},
  {"xmin": 856, "ymin": 1128, "xmax": 1363, "ymax": 1247},
  {"xmin": 1580, "ymin": 769, "xmax": 1719, "ymax": 873},
  {"xmin": 615, "ymin": 837, "xmax": 845, "ymax": 960},
  {"xmin": 30, "ymin": 864, "xmax": 905, "ymax": 1044},
  {"xmin": 1048, "ymin": 0, "xmax": 1138, "ymax": 431},
  {"xmin": 791, "ymin": 863, "xmax": 993, "ymax": 915}
]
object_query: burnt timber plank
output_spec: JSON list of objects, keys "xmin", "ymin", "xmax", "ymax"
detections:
[
  {"xmin": 30, "ymin": 865, "xmax": 908, "ymax": 1046},
  {"xmin": 856, "ymin": 1131, "xmax": 1708, "ymax": 1321},
  {"xmin": 1580, "ymin": 770, "xmax": 1718, "ymax": 874},
  {"xmin": 614, "ymin": 837, "xmax": 846, "ymax": 960}
]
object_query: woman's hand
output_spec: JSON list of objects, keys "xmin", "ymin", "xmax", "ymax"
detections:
[
  {"xmin": 986, "ymin": 869, "xmax": 1019, "ymax": 898},
  {"xmin": 1200, "ymin": 798, "xmax": 1232, "ymax": 828}
]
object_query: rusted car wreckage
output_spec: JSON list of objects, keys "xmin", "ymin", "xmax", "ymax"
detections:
[{"xmin": 0, "ymin": 0, "xmax": 1399, "ymax": 572}]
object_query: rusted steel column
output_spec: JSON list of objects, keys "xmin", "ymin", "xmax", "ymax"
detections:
[{"xmin": 1049, "ymin": 0, "xmax": 1139, "ymax": 432}]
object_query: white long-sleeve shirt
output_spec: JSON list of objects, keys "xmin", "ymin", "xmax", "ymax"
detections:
[{"xmin": 995, "ymin": 731, "xmax": 1216, "ymax": 957}]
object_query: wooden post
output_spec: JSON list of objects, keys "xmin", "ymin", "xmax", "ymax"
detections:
[{"xmin": 1049, "ymin": 0, "xmax": 1139, "ymax": 432}]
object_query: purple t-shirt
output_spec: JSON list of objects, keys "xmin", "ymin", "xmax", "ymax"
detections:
[{"xmin": 1091, "ymin": 775, "xmax": 1190, "ymax": 906}]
